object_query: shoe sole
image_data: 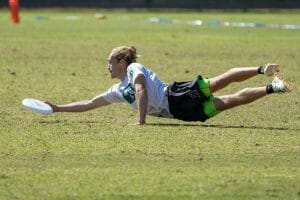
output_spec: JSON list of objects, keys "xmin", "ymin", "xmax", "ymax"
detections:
[
  {"xmin": 265, "ymin": 65, "xmax": 280, "ymax": 76},
  {"xmin": 276, "ymin": 75, "xmax": 293, "ymax": 92}
]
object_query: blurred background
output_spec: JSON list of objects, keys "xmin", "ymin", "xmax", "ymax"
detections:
[{"xmin": 0, "ymin": 0, "xmax": 300, "ymax": 10}]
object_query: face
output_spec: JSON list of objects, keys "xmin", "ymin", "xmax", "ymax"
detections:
[{"xmin": 107, "ymin": 53, "xmax": 126, "ymax": 79}]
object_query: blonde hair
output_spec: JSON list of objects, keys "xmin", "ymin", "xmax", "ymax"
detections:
[{"xmin": 111, "ymin": 46, "xmax": 139, "ymax": 65}]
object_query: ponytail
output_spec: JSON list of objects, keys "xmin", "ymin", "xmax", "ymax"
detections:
[{"xmin": 111, "ymin": 46, "xmax": 139, "ymax": 65}]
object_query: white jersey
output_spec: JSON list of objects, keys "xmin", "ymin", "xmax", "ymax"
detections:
[{"xmin": 102, "ymin": 63, "xmax": 172, "ymax": 118}]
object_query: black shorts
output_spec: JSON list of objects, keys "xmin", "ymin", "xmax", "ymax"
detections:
[{"xmin": 167, "ymin": 75, "xmax": 212, "ymax": 122}]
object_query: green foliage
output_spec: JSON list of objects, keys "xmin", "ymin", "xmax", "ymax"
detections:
[{"xmin": 0, "ymin": 10, "xmax": 299, "ymax": 199}]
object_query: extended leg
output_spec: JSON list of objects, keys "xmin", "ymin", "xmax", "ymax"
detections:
[
  {"xmin": 214, "ymin": 87, "xmax": 267, "ymax": 111},
  {"xmin": 209, "ymin": 67, "xmax": 258, "ymax": 93},
  {"xmin": 213, "ymin": 76, "xmax": 292, "ymax": 111},
  {"xmin": 209, "ymin": 64, "xmax": 279, "ymax": 93}
]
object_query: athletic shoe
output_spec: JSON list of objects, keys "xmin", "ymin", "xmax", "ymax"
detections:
[
  {"xmin": 263, "ymin": 64, "xmax": 280, "ymax": 76},
  {"xmin": 271, "ymin": 76, "xmax": 292, "ymax": 93}
]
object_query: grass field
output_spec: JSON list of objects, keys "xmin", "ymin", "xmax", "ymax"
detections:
[{"xmin": 0, "ymin": 10, "xmax": 300, "ymax": 199}]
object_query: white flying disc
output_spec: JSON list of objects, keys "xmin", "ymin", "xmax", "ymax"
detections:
[{"xmin": 22, "ymin": 98, "xmax": 53, "ymax": 115}]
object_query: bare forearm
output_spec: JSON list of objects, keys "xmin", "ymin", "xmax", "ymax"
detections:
[
  {"xmin": 134, "ymin": 74, "xmax": 148, "ymax": 125},
  {"xmin": 55, "ymin": 100, "xmax": 96, "ymax": 112},
  {"xmin": 47, "ymin": 94, "xmax": 110, "ymax": 113},
  {"xmin": 136, "ymin": 89, "xmax": 148, "ymax": 124}
]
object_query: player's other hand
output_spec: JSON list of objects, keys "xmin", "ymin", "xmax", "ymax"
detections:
[{"xmin": 131, "ymin": 121, "xmax": 146, "ymax": 126}]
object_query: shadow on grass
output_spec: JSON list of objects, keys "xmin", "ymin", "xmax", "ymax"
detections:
[
  {"xmin": 39, "ymin": 120, "xmax": 298, "ymax": 131},
  {"xmin": 39, "ymin": 120, "xmax": 61, "ymax": 124},
  {"xmin": 146, "ymin": 122, "xmax": 299, "ymax": 131},
  {"xmin": 39, "ymin": 120, "xmax": 102, "ymax": 124}
]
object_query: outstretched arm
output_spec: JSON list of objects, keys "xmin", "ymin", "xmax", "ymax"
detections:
[
  {"xmin": 46, "ymin": 94, "xmax": 110, "ymax": 113},
  {"xmin": 134, "ymin": 74, "xmax": 148, "ymax": 125}
]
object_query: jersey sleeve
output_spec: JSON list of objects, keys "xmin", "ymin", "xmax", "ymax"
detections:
[
  {"xmin": 127, "ymin": 63, "xmax": 146, "ymax": 83},
  {"xmin": 102, "ymin": 83, "xmax": 125, "ymax": 103}
]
